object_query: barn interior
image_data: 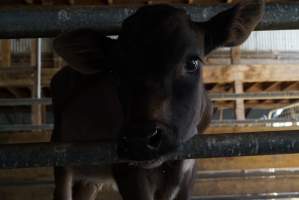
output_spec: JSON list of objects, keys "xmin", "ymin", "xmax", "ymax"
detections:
[{"xmin": 0, "ymin": 0, "xmax": 299, "ymax": 199}]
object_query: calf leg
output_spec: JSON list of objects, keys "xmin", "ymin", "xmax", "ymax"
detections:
[
  {"xmin": 73, "ymin": 182, "xmax": 99, "ymax": 200},
  {"xmin": 53, "ymin": 167, "xmax": 73, "ymax": 200},
  {"xmin": 174, "ymin": 164, "xmax": 196, "ymax": 200},
  {"xmin": 112, "ymin": 164, "xmax": 154, "ymax": 200}
]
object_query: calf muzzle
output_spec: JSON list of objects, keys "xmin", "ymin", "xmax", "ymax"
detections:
[{"xmin": 117, "ymin": 121, "xmax": 175, "ymax": 161}]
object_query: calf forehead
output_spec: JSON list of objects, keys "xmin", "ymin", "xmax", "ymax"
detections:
[{"xmin": 119, "ymin": 5, "xmax": 200, "ymax": 75}]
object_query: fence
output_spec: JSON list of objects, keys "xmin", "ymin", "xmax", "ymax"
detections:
[{"xmin": 0, "ymin": 1, "xmax": 299, "ymax": 168}]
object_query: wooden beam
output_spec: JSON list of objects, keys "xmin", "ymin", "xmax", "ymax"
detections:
[
  {"xmin": 193, "ymin": 176, "xmax": 299, "ymax": 196},
  {"xmin": 197, "ymin": 154, "xmax": 299, "ymax": 171},
  {"xmin": 244, "ymin": 82, "xmax": 261, "ymax": 92},
  {"xmin": 205, "ymin": 126, "xmax": 299, "ymax": 134},
  {"xmin": 281, "ymin": 82, "xmax": 299, "ymax": 91},
  {"xmin": 1, "ymin": 39, "xmax": 11, "ymax": 67},
  {"xmin": 261, "ymin": 82, "xmax": 280, "ymax": 91},
  {"xmin": 234, "ymin": 81, "xmax": 245, "ymax": 120},
  {"xmin": 230, "ymin": 46, "xmax": 241, "ymax": 65},
  {"xmin": 203, "ymin": 64, "xmax": 299, "ymax": 83},
  {"xmin": 230, "ymin": 46, "xmax": 245, "ymax": 120},
  {"xmin": 0, "ymin": 64, "xmax": 298, "ymax": 87}
]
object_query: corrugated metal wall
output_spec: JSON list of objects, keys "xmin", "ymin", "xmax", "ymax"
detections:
[
  {"xmin": 0, "ymin": 38, "xmax": 53, "ymax": 54},
  {"xmin": 241, "ymin": 30, "xmax": 299, "ymax": 51}
]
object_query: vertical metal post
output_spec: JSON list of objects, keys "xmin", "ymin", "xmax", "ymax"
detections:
[
  {"xmin": 36, "ymin": 38, "xmax": 42, "ymax": 99},
  {"xmin": 31, "ymin": 38, "xmax": 43, "ymax": 126}
]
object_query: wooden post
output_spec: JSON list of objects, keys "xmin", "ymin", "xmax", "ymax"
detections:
[
  {"xmin": 219, "ymin": 108, "xmax": 224, "ymax": 121},
  {"xmin": 231, "ymin": 46, "xmax": 245, "ymax": 120},
  {"xmin": 1, "ymin": 39, "xmax": 11, "ymax": 67},
  {"xmin": 234, "ymin": 80, "xmax": 245, "ymax": 120},
  {"xmin": 31, "ymin": 39, "xmax": 43, "ymax": 126},
  {"xmin": 230, "ymin": 46, "xmax": 241, "ymax": 65}
]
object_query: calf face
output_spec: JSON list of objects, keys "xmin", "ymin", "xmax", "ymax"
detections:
[
  {"xmin": 54, "ymin": 0, "xmax": 264, "ymax": 166},
  {"xmin": 116, "ymin": 6, "xmax": 211, "ymax": 163}
]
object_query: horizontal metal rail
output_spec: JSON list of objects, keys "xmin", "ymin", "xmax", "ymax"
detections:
[
  {"xmin": 197, "ymin": 167, "xmax": 299, "ymax": 180},
  {"xmin": 1, "ymin": 91, "xmax": 299, "ymax": 106},
  {"xmin": 0, "ymin": 119, "xmax": 298, "ymax": 132},
  {"xmin": 211, "ymin": 119, "xmax": 299, "ymax": 126},
  {"xmin": 1, "ymin": 131, "xmax": 299, "ymax": 169},
  {"xmin": 0, "ymin": 124, "xmax": 53, "ymax": 132},
  {"xmin": 193, "ymin": 192, "xmax": 299, "ymax": 200},
  {"xmin": 209, "ymin": 92, "xmax": 299, "ymax": 101},
  {"xmin": 0, "ymin": 3, "xmax": 299, "ymax": 38},
  {"xmin": 0, "ymin": 98, "xmax": 52, "ymax": 106}
]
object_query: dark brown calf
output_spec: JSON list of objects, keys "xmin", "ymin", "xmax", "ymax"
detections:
[{"xmin": 51, "ymin": 1, "xmax": 264, "ymax": 199}]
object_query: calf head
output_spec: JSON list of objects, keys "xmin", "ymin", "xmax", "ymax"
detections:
[{"xmin": 54, "ymin": 0, "xmax": 264, "ymax": 166}]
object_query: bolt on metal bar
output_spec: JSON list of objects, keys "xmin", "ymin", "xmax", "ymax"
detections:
[
  {"xmin": 0, "ymin": 3, "xmax": 299, "ymax": 38},
  {"xmin": 1, "ymin": 131, "xmax": 299, "ymax": 169}
]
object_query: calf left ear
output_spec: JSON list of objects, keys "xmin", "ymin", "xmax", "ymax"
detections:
[
  {"xmin": 53, "ymin": 29, "xmax": 118, "ymax": 74},
  {"xmin": 202, "ymin": 0, "xmax": 264, "ymax": 55}
]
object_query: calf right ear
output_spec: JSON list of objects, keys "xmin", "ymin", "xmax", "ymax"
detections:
[
  {"xmin": 53, "ymin": 29, "xmax": 118, "ymax": 74},
  {"xmin": 202, "ymin": 0, "xmax": 264, "ymax": 55}
]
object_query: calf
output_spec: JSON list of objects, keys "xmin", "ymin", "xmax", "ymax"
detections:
[{"xmin": 51, "ymin": 1, "xmax": 264, "ymax": 199}]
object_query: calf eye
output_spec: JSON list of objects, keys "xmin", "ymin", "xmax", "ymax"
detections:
[{"xmin": 185, "ymin": 57, "xmax": 201, "ymax": 73}]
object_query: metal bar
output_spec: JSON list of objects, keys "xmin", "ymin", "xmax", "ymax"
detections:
[
  {"xmin": 0, "ymin": 180, "xmax": 53, "ymax": 187},
  {"xmin": 1, "ymin": 131, "xmax": 299, "ymax": 168},
  {"xmin": 0, "ymin": 124, "xmax": 53, "ymax": 132},
  {"xmin": 197, "ymin": 167, "xmax": 299, "ymax": 180},
  {"xmin": 211, "ymin": 119, "xmax": 299, "ymax": 125},
  {"xmin": 0, "ymin": 119, "xmax": 297, "ymax": 132},
  {"xmin": 36, "ymin": 38, "xmax": 42, "ymax": 99},
  {"xmin": 193, "ymin": 192, "xmax": 299, "ymax": 200},
  {"xmin": 209, "ymin": 92, "xmax": 299, "ymax": 101},
  {"xmin": 0, "ymin": 3, "xmax": 298, "ymax": 38},
  {"xmin": 0, "ymin": 98, "xmax": 52, "ymax": 106}
]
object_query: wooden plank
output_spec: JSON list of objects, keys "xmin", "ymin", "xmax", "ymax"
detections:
[
  {"xmin": 203, "ymin": 64, "xmax": 299, "ymax": 83},
  {"xmin": 197, "ymin": 153, "xmax": 299, "ymax": 171},
  {"xmin": 0, "ymin": 131, "xmax": 51, "ymax": 144},
  {"xmin": 0, "ymin": 68, "xmax": 58, "ymax": 87},
  {"xmin": 0, "ymin": 168, "xmax": 52, "ymax": 181},
  {"xmin": 193, "ymin": 176, "xmax": 299, "ymax": 196},
  {"xmin": 0, "ymin": 187, "xmax": 53, "ymax": 200},
  {"xmin": 205, "ymin": 126, "xmax": 299, "ymax": 134},
  {"xmin": 1, "ymin": 39, "xmax": 11, "ymax": 67},
  {"xmin": 0, "ymin": 65, "xmax": 298, "ymax": 87},
  {"xmin": 0, "ymin": 186, "xmax": 122, "ymax": 200}
]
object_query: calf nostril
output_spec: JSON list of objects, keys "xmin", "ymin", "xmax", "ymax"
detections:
[{"xmin": 147, "ymin": 128, "xmax": 162, "ymax": 150}]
